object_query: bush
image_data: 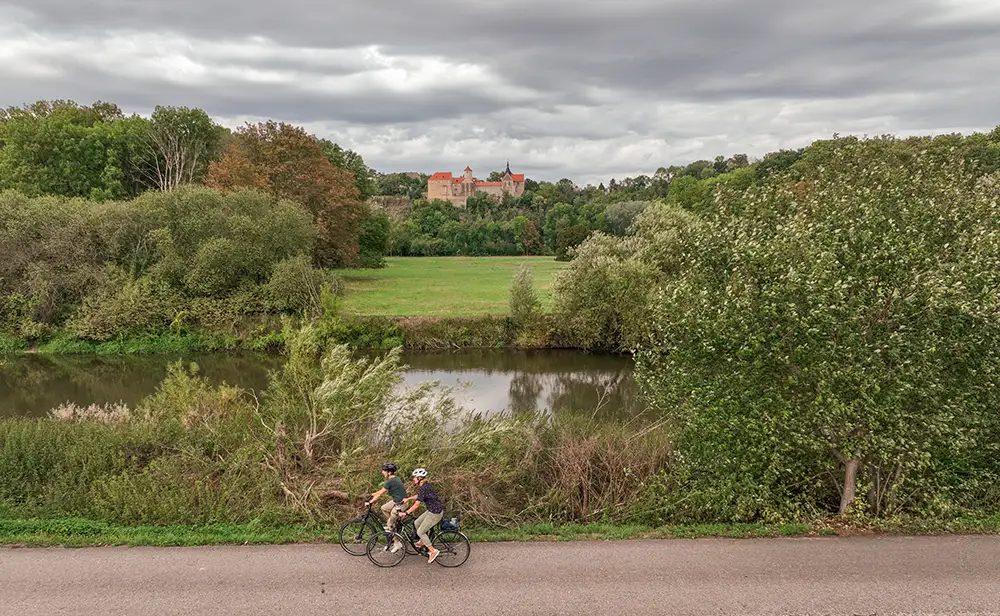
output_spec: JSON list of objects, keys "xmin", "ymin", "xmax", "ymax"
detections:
[
  {"xmin": 637, "ymin": 138, "xmax": 1000, "ymax": 521},
  {"xmin": 552, "ymin": 204, "xmax": 700, "ymax": 351},
  {"xmin": 397, "ymin": 316, "xmax": 517, "ymax": 349},
  {"xmin": 0, "ymin": 187, "xmax": 317, "ymax": 341},
  {"xmin": 0, "ymin": 333, "xmax": 28, "ymax": 354},
  {"xmin": 319, "ymin": 316, "xmax": 403, "ymax": 349},
  {"xmin": 67, "ymin": 272, "xmax": 182, "ymax": 341},
  {"xmin": 263, "ymin": 255, "xmax": 338, "ymax": 316},
  {"xmin": 509, "ymin": 264, "xmax": 541, "ymax": 328}
]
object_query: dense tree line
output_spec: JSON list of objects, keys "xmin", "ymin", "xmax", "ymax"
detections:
[
  {"xmin": 0, "ymin": 100, "xmax": 386, "ymax": 270},
  {"xmin": 378, "ymin": 152, "xmax": 837, "ymax": 259},
  {"xmin": 387, "ymin": 191, "xmax": 653, "ymax": 260}
]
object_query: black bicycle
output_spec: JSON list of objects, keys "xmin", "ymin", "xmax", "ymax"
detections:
[
  {"xmin": 366, "ymin": 515, "xmax": 471, "ymax": 568},
  {"xmin": 338, "ymin": 502, "xmax": 388, "ymax": 556}
]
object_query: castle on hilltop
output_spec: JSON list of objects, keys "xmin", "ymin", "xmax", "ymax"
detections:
[{"xmin": 426, "ymin": 162, "xmax": 525, "ymax": 206}]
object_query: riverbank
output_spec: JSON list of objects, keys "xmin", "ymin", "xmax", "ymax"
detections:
[
  {"xmin": 0, "ymin": 314, "xmax": 582, "ymax": 356},
  {"xmin": 2, "ymin": 516, "xmax": 998, "ymax": 547}
]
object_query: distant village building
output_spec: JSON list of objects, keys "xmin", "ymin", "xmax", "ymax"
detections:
[{"xmin": 426, "ymin": 162, "xmax": 525, "ymax": 206}]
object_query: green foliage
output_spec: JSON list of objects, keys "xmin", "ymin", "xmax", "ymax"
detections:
[
  {"xmin": 396, "ymin": 316, "xmax": 518, "ymax": 349},
  {"xmin": 602, "ymin": 200, "xmax": 650, "ymax": 236},
  {"xmin": 147, "ymin": 106, "xmax": 224, "ymax": 190},
  {"xmin": 262, "ymin": 255, "xmax": 335, "ymax": 315},
  {"xmin": 319, "ymin": 140, "xmax": 377, "ymax": 200},
  {"xmin": 552, "ymin": 204, "xmax": 701, "ymax": 350},
  {"xmin": 67, "ymin": 271, "xmax": 182, "ymax": 340},
  {"xmin": 34, "ymin": 332, "xmax": 235, "ymax": 355},
  {"xmin": 318, "ymin": 316, "xmax": 404, "ymax": 349},
  {"xmin": 0, "ymin": 101, "xmax": 154, "ymax": 200},
  {"xmin": 375, "ymin": 172, "xmax": 427, "ymax": 201},
  {"xmin": 0, "ymin": 334, "xmax": 28, "ymax": 354},
  {"xmin": 357, "ymin": 208, "xmax": 391, "ymax": 268},
  {"xmin": 637, "ymin": 137, "xmax": 1000, "ymax": 521},
  {"xmin": 554, "ymin": 224, "xmax": 591, "ymax": 261},
  {"xmin": 509, "ymin": 264, "xmax": 541, "ymax": 333},
  {"xmin": 0, "ymin": 518, "xmax": 331, "ymax": 547},
  {"xmin": 0, "ymin": 187, "xmax": 320, "ymax": 342}
]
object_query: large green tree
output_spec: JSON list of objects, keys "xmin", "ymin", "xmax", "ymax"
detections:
[
  {"xmin": 0, "ymin": 100, "xmax": 152, "ymax": 200},
  {"xmin": 637, "ymin": 138, "xmax": 1000, "ymax": 521}
]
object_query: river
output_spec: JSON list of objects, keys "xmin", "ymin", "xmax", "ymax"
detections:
[{"xmin": 0, "ymin": 350, "xmax": 639, "ymax": 419}]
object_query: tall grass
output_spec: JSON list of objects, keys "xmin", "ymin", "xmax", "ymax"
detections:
[
  {"xmin": 0, "ymin": 323, "xmax": 671, "ymax": 528},
  {"xmin": 0, "ymin": 334, "xmax": 28, "ymax": 355}
]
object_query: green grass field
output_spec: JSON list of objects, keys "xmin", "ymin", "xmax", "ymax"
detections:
[{"xmin": 340, "ymin": 257, "xmax": 566, "ymax": 316}]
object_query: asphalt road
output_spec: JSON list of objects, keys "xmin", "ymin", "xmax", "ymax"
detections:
[{"xmin": 2, "ymin": 536, "xmax": 999, "ymax": 615}]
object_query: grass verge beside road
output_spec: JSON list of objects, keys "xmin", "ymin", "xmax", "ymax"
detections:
[
  {"xmin": 2, "ymin": 516, "xmax": 997, "ymax": 547},
  {"xmin": 341, "ymin": 257, "xmax": 566, "ymax": 316}
]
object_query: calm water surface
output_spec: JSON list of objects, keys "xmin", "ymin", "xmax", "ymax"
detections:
[{"xmin": 0, "ymin": 350, "xmax": 638, "ymax": 419}]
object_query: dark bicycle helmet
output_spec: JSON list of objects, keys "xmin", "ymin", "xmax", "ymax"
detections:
[{"xmin": 381, "ymin": 462, "xmax": 397, "ymax": 473}]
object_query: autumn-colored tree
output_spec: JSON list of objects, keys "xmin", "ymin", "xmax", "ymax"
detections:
[{"xmin": 206, "ymin": 121, "xmax": 364, "ymax": 267}]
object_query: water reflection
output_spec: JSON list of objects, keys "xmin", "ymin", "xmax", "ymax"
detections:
[
  {"xmin": 0, "ymin": 353, "xmax": 280, "ymax": 418},
  {"xmin": 398, "ymin": 350, "xmax": 639, "ymax": 418},
  {"xmin": 0, "ymin": 350, "xmax": 638, "ymax": 419}
]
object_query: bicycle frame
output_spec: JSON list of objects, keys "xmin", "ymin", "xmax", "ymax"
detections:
[
  {"xmin": 395, "ymin": 516, "xmax": 432, "ymax": 554},
  {"xmin": 360, "ymin": 503, "xmax": 385, "ymax": 527}
]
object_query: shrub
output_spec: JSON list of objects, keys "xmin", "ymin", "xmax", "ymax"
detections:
[
  {"xmin": 263, "ymin": 255, "xmax": 337, "ymax": 316},
  {"xmin": 49, "ymin": 402, "xmax": 133, "ymax": 424},
  {"xmin": 637, "ymin": 138, "xmax": 1000, "ymax": 521},
  {"xmin": 67, "ymin": 272, "xmax": 182, "ymax": 341},
  {"xmin": 0, "ymin": 187, "xmax": 316, "ymax": 342},
  {"xmin": 509, "ymin": 264, "xmax": 541, "ymax": 329},
  {"xmin": 552, "ymin": 204, "xmax": 700, "ymax": 351}
]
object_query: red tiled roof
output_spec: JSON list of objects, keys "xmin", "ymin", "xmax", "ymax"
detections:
[
  {"xmin": 452, "ymin": 178, "xmax": 464, "ymax": 183},
  {"xmin": 510, "ymin": 174, "xmax": 525, "ymax": 182},
  {"xmin": 429, "ymin": 172, "xmax": 452, "ymax": 181},
  {"xmin": 475, "ymin": 181, "xmax": 503, "ymax": 187},
  {"xmin": 465, "ymin": 166, "xmax": 472, "ymax": 171}
]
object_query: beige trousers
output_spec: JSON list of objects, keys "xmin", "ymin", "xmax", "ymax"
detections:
[
  {"xmin": 415, "ymin": 510, "xmax": 444, "ymax": 546},
  {"xmin": 381, "ymin": 500, "xmax": 404, "ymax": 532}
]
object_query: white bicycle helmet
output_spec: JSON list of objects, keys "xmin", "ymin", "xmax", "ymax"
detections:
[{"xmin": 411, "ymin": 468, "xmax": 428, "ymax": 478}]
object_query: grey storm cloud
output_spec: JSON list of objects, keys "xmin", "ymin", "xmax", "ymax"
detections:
[{"xmin": 1, "ymin": 0, "xmax": 999, "ymax": 183}]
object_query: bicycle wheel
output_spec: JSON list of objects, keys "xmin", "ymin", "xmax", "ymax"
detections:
[
  {"xmin": 338, "ymin": 518, "xmax": 379, "ymax": 556},
  {"xmin": 431, "ymin": 531, "xmax": 471, "ymax": 567},
  {"xmin": 366, "ymin": 531, "xmax": 407, "ymax": 568}
]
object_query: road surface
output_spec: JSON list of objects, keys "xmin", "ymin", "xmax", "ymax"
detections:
[{"xmin": 2, "ymin": 536, "xmax": 999, "ymax": 615}]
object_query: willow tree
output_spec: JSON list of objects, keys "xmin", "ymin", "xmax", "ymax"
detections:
[{"xmin": 637, "ymin": 138, "xmax": 1000, "ymax": 520}]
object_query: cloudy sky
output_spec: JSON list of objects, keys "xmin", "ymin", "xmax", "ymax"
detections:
[{"xmin": 2, "ymin": 0, "xmax": 999, "ymax": 184}]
